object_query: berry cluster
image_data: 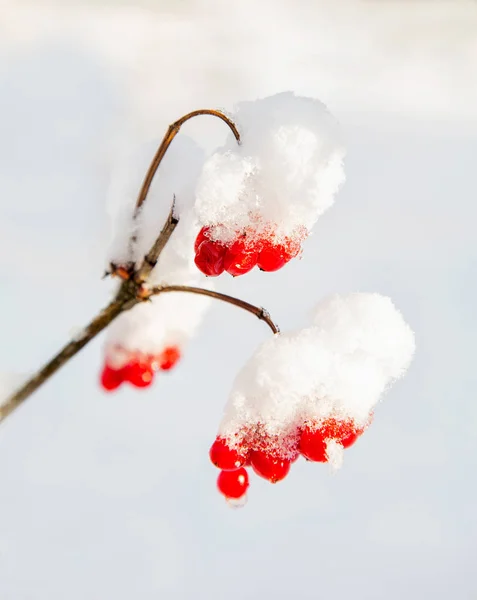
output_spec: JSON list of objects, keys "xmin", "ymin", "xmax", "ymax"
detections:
[
  {"xmin": 194, "ymin": 226, "xmax": 302, "ymax": 277},
  {"xmin": 100, "ymin": 346, "xmax": 181, "ymax": 392},
  {"xmin": 210, "ymin": 415, "xmax": 370, "ymax": 503}
]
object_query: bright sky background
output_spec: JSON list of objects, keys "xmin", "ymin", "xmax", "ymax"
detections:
[{"xmin": 0, "ymin": 1, "xmax": 476, "ymax": 598}]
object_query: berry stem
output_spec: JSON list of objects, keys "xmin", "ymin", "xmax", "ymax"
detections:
[
  {"xmin": 150, "ymin": 285, "xmax": 280, "ymax": 334},
  {"xmin": 134, "ymin": 109, "xmax": 240, "ymax": 213}
]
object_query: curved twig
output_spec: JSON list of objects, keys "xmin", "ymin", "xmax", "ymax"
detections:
[
  {"xmin": 135, "ymin": 109, "xmax": 240, "ymax": 213},
  {"xmin": 150, "ymin": 285, "xmax": 280, "ymax": 334}
]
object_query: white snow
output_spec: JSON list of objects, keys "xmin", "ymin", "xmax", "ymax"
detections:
[
  {"xmin": 324, "ymin": 439, "xmax": 344, "ymax": 471},
  {"xmin": 104, "ymin": 281, "xmax": 211, "ymax": 363},
  {"xmin": 219, "ymin": 293, "xmax": 415, "ymax": 459},
  {"xmin": 194, "ymin": 92, "xmax": 345, "ymax": 246}
]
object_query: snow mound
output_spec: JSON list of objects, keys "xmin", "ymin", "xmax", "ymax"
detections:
[
  {"xmin": 194, "ymin": 92, "xmax": 345, "ymax": 246},
  {"xmin": 219, "ymin": 293, "xmax": 415, "ymax": 460}
]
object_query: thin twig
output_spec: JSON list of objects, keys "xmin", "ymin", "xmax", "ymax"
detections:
[
  {"xmin": 150, "ymin": 285, "xmax": 280, "ymax": 334},
  {"xmin": 135, "ymin": 109, "xmax": 240, "ymax": 213},
  {"xmin": 127, "ymin": 109, "xmax": 239, "ymax": 269},
  {"xmin": 134, "ymin": 198, "xmax": 179, "ymax": 284}
]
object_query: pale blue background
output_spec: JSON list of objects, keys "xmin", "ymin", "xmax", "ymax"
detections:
[{"xmin": 0, "ymin": 1, "xmax": 476, "ymax": 598}]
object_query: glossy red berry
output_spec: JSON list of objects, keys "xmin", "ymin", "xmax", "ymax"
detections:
[
  {"xmin": 250, "ymin": 450, "xmax": 291, "ymax": 483},
  {"xmin": 257, "ymin": 239, "xmax": 300, "ymax": 272},
  {"xmin": 194, "ymin": 226, "xmax": 211, "ymax": 253},
  {"xmin": 194, "ymin": 240, "xmax": 226, "ymax": 276},
  {"xmin": 124, "ymin": 361, "xmax": 154, "ymax": 388},
  {"xmin": 299, "ymin": 425, "xmax": 327, "ymax": 462},
  {"xmin": 299, "ymin": 418, "xmax": 367, "ymax": 461},
  {"xmin": 323, "ymin": 418, "xmax": 366, "ymax": 449},
  {"xmin": 223, "ymin": 240, "xmax": 259, "ymax": 276},
  {"xmin": 100, "ymin": 364, "xmax": 125, "ymax": 391},
  {"xmin": 217, "ymin": 468, "xmax": 249, "ymax": 499},
  {"xmin": 158, "ymin": 346, "xmax": 181, "ymax": 371},
  {"xmin": 209, "ymin": 437, "xmax": 249, "ymax": 470}
]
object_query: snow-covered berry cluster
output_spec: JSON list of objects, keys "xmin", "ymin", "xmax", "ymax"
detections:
[
  {"xmin": 211, "ymin": 293, "xmax": 415, "ymax": 503},
  {"xmin": 194, "ymin": 224, "xmax": 302, "ymax": 277},
  {"xmin": 100, "ymin": 344, "xmax": 181, "ymax": 391},
  {"xmin": 193, "ymin": 92, "xmax": 345, "ymax": 277}
]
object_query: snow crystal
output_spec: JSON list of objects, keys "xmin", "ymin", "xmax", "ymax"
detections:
[
  {"xmin": 325, "ymin": 439, "xmax": 344, "ymax": 471},
  {"xmin": 194, "ymin": 91, "xmax": 345, "ymax": 245},
  {"xmin": 219, "ymin": 293, "xmax": 415, "ymax": 460}
]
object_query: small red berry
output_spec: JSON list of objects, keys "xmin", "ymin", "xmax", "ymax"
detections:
[
  {"xmin": 124, "ymin": 361, "xmax": 154, "ymax": 388},
  {"xmin": 299, "ymin": 417, "xmax": 367, "ymax": 461},
  {"xmin": 194, "ymin": 240, "xmax": 226, "ymax": 277},
  {"xmin": 299, "ymin": 425, "xmax": 327, "ymax": 462},
  {"xmin": 194, "ymin": 226, "xmax": 211, "ymax": 253},
  {"xmin": 100, "ymin": 364, "xmax": 125, "ymax": 392},
  {"xmin": 257, "ymin": 239, "xmax": 300, "ymax": 272},
  {"xmin": 158, "ymin": 346, "xmax": 181, "ymax": 371},
  {"xmin": 223, "ymin": 240, "xmax": 259, "ymax": 276},
  {"xmin": 339, "ymin": 423, "xmax": 362, "ymax": 448},
  {"xmin": 217, "ymin": 468, "xmax": 249, "ymax": 499},
  {"xmin": 209, "ymin": 437, "xmax": 249, "ymax": 470},
  {"xmin": 322, "ymin": 418, "xmax": 366, "ymax": 449},
  {"xmin": 250, "ymin": 450, "xmax": 291, "ymax": 483}
]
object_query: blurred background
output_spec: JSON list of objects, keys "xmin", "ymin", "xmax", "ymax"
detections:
[{"xmin": 0, "ymin": 1, "xmax": 476, "ymax": 598}]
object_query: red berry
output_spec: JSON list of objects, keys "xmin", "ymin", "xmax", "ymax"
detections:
[
  {"xmin": 158, "ymin": 346, "xmax": 181, "ymax": 371},
  {"xmin": 124, "ymin": 360, "xmax": 154, "ymax": 388},
  {"xmin": 194, "ymin": 240, "xmax": 226, "ymax": 276},
  {"xmin": 338, "ymin": 422, "xmax": 362, "ymax": 448},
  {"xmin": 100, "ymin": 364, "xmax": 125, "ymax": 392},
  {"xmin": 194, "ymin": 226, "xmax": 211, "ymax": 253},
  {"xmin": 209, "ymin": 437, "xmax": 249, "ymax": 470},
  {"xmin": 322, "ymin": 418, "xmax": 366, "ymax": 449},
  {"xmin": 257, "ymin": 239, "xmax": 300, "ymax": 272},
  {"xmin": 223, "ymin": 240, "xmax": 259, "ymax": 277},
  {"xmin": 299, "ymin": 425, "xmax": 327, "ymax": 462},
  {"xmin": 250, "ymin": 450, "xmax": 291, "ymax": 483},
  {"xmin": 217, "ymin": 468, "xmax": 249, "ymax": 499},
  {"xmin": 299, "ymin": 418, "xmax": 367, "ymax": 461}
]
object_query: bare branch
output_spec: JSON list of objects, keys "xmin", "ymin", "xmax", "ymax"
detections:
[
  {"xmin": 0, "ymin": 297, "xmax": 126, "ymax": 425},
  {"xmin": 150, "ymin": 285, "xmax": 280, "ymax": 334}
]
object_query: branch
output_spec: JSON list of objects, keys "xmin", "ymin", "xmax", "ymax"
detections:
[
  {"xmin": 150, "ymin": 285, "xmax": 280, "ymax": 334},
  {"xmin": 0, "ymin": 109, "xmax": 246, "ymax": 425},
  {"xmin": 0, "ymin": 297, "xmax": 125, "ymax": 424}
]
